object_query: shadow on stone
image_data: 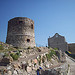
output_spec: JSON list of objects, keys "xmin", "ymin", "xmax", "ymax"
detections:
[
  {"xmin": 0, "ymin": 58, "xmax": 10, "ymax": 66},
  {"xmin": 39, "ymin": 69, "xmax": 59, "ymax": 75}
]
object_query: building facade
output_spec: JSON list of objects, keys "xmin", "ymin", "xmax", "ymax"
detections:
[
  {"xmin": 48, "ymin": 33, "xmax": 68, "ymax": 52},
  {"xmin": 6, "ymin": 17, "xmax": 36, "ymax": 48}
]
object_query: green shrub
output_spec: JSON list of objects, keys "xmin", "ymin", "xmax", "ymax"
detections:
[
  {"xmin": 0, "ymin": 45, "xmax": 4, "ymax": 50},
  {"xmin": 38, "ymin": 59, "xmax": 41, "ymax": 65},
  {"xmin": 50, "ymin": 50, "xmax": 56, "ymax": 57},
  {"xmin": 37, "ymin": 55, "xmax": 41, "ymax": 65},
  {"xmin": 4, "ymin": 53, "xmax": 9, "ymax": 57},
  {"xmin": 34, "ymin": 63, "xmax": 36, "ymax": 67},
  {"xmin": 10, "ymin": 53, "xmax": 13, "ymax": 57},
  {"xmin": 34, "ymin": 46, "xmax": 36, "ymax": 48},
  {"xmin": 54, "ymin": 48, "xmax": 58, "ymax": 50},
  {"xmin": 13, "ymin": 54, "xmax": 19, "ymax": 60},
  {"xmin": 16, "ymin": 52, "xmax": 20, "ymax": 56},
  {"xmin": 46, "ymin": 54, "xmax": 51, "ymax": 61},
  {"xmin": 48, "ymin": 46, "xmax": 50, "ymax": 49},
  {"xmin": 46, "ymin": 50, "xmax": 56, "ymax": 61},
  {"xmin": 10, "ymin": 52, "xmax": 20, "ymax": 60}
]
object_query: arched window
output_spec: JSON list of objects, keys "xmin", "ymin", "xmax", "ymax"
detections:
[{"xmin": 56, "ymin": 34, "xmax": 58, "ymax": 37}]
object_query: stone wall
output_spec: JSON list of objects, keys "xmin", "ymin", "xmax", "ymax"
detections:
[
  {"xmin": 6, "ymin": 17, "xmax": 36, "ymax": 48},
  {"xmin": 48, "ymin": 33, "xmax": 68, "ymax": 52},
  {"xmin": 68, "ymin": 43, "xmax": 75, "ymax": 54}
]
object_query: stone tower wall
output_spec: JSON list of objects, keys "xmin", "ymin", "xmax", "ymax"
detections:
[{"xmin": 6, "ymin": 17, "xmax": 36, "ymax": 48}]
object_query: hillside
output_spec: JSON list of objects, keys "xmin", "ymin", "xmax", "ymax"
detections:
[{"xmin": 0, "ymin": 42, "xmax": 70, "ymax": 75}]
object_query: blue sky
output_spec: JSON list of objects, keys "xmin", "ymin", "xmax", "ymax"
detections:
[{"xmin": 0, "ymin": 0, "xmax": 75, "ymax": 46}]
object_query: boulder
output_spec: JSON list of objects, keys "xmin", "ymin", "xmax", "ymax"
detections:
[
  {"xmin": 45, "ymin": 63, "xmax": 50, "ymax": 68},
  {"xmin": 8, "ymin": 70, "xmax": 12, "ymax": 75},
  {"xmin": 33, "ymin": 59, "xmax": 37, "ymax": 64},
  {"xmin": 22, "ymin": 61, "xmax": 26, "ymax": 64},
  {"xmin": 27, "ymin": 66, "xmax": 32, "ymax": 73},
  {"xmin": 13, "ymin": 70, "xmax": 18, "ymax": 75},
  {"xmin": 7, "ymin": 66, "xmax": 12, "ymax": 70},
  {"xmin": 13, "ymin": 64, "xmax": 19, "ymax": 69},
  {"xmin": 28, "ymin": 62, "xmax": 32, "ymax": 67}
]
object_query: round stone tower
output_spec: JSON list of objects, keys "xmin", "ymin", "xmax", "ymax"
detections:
[{"xmin": 6, "ymin": 17, "xmax": 36, "ymax": 48}]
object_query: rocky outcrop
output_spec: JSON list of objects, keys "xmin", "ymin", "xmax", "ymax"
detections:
[{"xmin": 0, "ymin": 46, "xmax": 67, "ymax": 75}]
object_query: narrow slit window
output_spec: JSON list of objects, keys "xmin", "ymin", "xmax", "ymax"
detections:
[{"xmin": 31, "ymin": 24, "xmax": 33, "ymax": 29}]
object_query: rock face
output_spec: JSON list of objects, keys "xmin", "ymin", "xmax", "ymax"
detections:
[
  {"xmin": 48, "ymin": 33, "xmax": 68, "ymax": 52},
  {"xmin": 6, "ymin": 17, "xmax": 36, "ymax": 48}
]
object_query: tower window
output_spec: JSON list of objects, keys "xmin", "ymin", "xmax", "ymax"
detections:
[
  {"xmin": 31, "ymin": 24, "xmax": 33, "ymax": 29},
  {"xmin": 56, "ymin": 34, "xmax": 58, "ymax": 37},
  {"xmin": 19, "ymin": 21, "xmax": 23, "ymax": 24},
  {"xmin": 27, "ymin": 39, "xmax": 30, "ymax": 42}
]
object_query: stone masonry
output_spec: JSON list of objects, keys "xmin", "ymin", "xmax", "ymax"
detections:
[
  {"xmin": 6, "ymin": 17, "xmax": 36, "ymax": 48},
  {"xmin": 48, "ymin": 33, "xmax": 68, "ymax": 52},
  {"xmin": 68, "ymin": 43, "xmax": 75, "ymax": 54}
]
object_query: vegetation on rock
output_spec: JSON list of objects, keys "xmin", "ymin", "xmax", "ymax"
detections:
[
  {"xmin": 54, "ymin": 48, "xmax": 58, "ymax": 50},
  {"xmin": 0, "ymin": 45, "xmax": 4, "ymax": 50},
  {"xmin": 10, "ymin": 52, "xmax": 20, "ymax": 60},
  {"xmin": 46, "ymin": 49, "xmax": 56, "ymax": 61}
]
